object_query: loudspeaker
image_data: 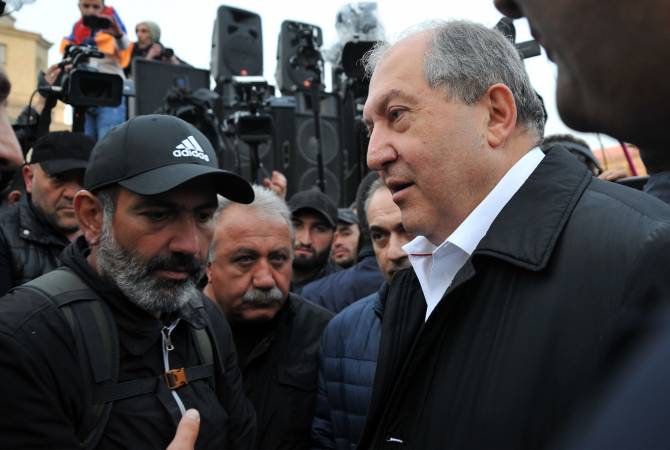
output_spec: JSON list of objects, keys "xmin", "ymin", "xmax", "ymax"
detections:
[
  {"xmin": 210, "ymin": 6, "xmax": 263, "ymax": 82},
  {"xmin": 286, "ymin": 92, "xmax": 342, "ymax": 205},
  {"xmin": 275, "ymin": 20, "xmax": 323, "ymax": 95},
  {"xmin": 129, "ymin": 59, "xmax": 210, "ymax": 117}
]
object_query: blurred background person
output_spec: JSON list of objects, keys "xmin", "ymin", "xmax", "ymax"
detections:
[
  {"xmin": 0, "ymin": 131, "xmax": 93, "ymax": 295},
  {"xmin": 62, "ymin": 0, "xmax": 130, "ymax": 139},
  {"xmin": 125, "ymin": 20, "xmax": 184, "ymax": 76},
  {"xmin": 288, "ymin": 188, "xmax": 339, "ymax": 293},
  {"xmin": 330, "ymin": 207, "xmax": 361, "ymax": 269}
]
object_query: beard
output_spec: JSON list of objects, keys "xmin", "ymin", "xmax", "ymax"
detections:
[
  {"xmin": 96, "ymin": 216, "xmax": 204, "ymax": 315},
  {"xmin": 292, "ymin": 245, "xmax": 331, "ymax": 271}
]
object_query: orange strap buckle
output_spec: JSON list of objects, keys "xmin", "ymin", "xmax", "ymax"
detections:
[{"xmin": 164, "ymin": 368, "xmax": 187, "ymax": 389}]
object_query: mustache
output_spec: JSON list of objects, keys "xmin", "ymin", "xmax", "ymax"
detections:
[
  {"xmin": 146, "ymin": 253, "xmax": 203, "ymax": 278},
  {"xmin": 242, "ymin": 287, "xmax": 284, "ymax": 306}
]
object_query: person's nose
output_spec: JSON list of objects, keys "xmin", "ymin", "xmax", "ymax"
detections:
[
  {"xmin": 169, "ymin": 216, "xmax": 201, "ymax": 256},
  {"xmin": 62, "ymin": 181, "xmax": 81, "ymax": 202},
  {"xmin": 252, "ymin": 259, "xmax": 276, "ymax": 290},
  {"xmin": 388, "ymin": 233, "xmax": 408, "ymax": 264},
  {"xmin": 367, "ymin": 127, "xmax": 397, "ymax": 171},
  {"xmin": 295, "ymin": 227, "xmax": 311, "ymax": 246}
]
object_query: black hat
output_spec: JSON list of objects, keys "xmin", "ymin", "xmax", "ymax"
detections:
[
  {"xmin": 28, "ymin": 131, "xmax": 94, "ymax": 175},
  {"xmin": 84, "ymin": 114, "xmax": 253, "ymax": 203},
  {"xmin": 288, "ymin": 188, "xmax": 337, "ymax": 229},
  {"xmin": 337, "ymin": 208, "xmax": 359, "ymax": 225}
]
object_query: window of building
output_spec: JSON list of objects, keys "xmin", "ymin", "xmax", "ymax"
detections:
[{"xmin": 0, "ymin": 44, "xmax": 6, "ymax": 66}]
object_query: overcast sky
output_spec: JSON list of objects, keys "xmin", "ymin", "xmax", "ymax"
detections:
[{"xmin": 12, "ymin": 0, "xmax": 617, "ymax": 149}]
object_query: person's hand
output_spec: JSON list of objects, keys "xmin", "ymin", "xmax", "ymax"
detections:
[
  {"xmin": 598, "ymin": 168, "xmax": 628, "ymax": 182},
  {"xmin": 166, "ymin": 409, "xmax": 200, "ymax": 450},
  {"xmin": 262, "ymin": 170, "xmax": 288, "ymax": 199},
  {"xmin": 99, "ymin": 12, "xmax": 123, "ymax": 38},
  {"xmin": 43, "ymin": 64, "xmax": 62, "ymax": 86},
  {"xmin": 146, "ymin": 43, "xmax": 163, "ymax": 60}
]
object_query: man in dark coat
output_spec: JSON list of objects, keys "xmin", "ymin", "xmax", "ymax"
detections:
[
  {"xmin": 358, "ymin": 20, "xmax": 670, "ymax": 450},
  {"xmin": 0, "ymin": 115, "xmax": 257, "ymax": 449},
  {"xmin": 311, "ymin": 180, "xmax": 412, "ymax": 449},
  {"xmin": 205, "ymin": 185, "xmax": 333, "ymax": 449},
  {"xmin": 0, "ymin": 131, "xmax": 94, "ymax": 295}
]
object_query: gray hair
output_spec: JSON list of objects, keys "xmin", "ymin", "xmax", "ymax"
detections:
[
  {"xmin": 208, "ymin": 185, "xmax": 294, "ymax": 262},
  {"xmin": 364, "ymin": 177, "xmax": 388, "ymax": 220},
  {"xmin": 364, "ymin": 20, "xmax": 545, "ymax": 139}
]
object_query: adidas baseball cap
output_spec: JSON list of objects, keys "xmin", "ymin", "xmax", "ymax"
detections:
[{"xmin": 84, "ymin": 115, "xmax": 253, "ymax": 203}]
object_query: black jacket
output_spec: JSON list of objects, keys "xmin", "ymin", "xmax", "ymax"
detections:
[
  {"xmin": 0, "ymin": 197, "xmax": 70, "ymax": 295},
  {"xmin": 0, "ymin": 237, "xmax": 256, "ymax": 449},
  {"xmin": 359, "ymin": 148, "xmax": 670, "ymax": 450},
  {"xmin": 233, "ymin": 294, "xmax": 333, "ymax": 449}
]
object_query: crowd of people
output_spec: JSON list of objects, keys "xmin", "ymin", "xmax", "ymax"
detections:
[{"xmin": 0, "ymin": 0, "xmax": 669, "ymax": 449}]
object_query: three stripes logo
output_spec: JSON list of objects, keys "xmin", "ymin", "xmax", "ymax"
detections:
[{"xmin": 173, "ymin": 136, "xmax": 210, "ymax": 162}]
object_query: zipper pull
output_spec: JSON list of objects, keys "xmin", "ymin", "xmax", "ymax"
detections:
[{"xmin": 161, "ymin": 318, "xmax": 180, "ymax": 352}]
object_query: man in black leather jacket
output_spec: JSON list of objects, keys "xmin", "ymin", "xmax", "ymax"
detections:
[{"xmin": 0, "ymin": 131, "xmax": 94, "ymax": 295}]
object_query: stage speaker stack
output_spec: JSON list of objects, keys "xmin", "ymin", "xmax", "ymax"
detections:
[
  {"xmin": 210, "ymin": 6, "xmax": 263, "ymax": 82},
  {"xmin": 275, "ymin": 20, "xmax": 324, "ymax": 95}
]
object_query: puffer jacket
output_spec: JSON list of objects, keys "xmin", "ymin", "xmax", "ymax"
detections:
[
  {"xmin": 300, "ymin": 246, "xmax": 384, "ymax": 313},
  {"xmin": 311, "ymin": 287, "xmax": 384, "ymax": 449},
  {"xmin": 0, "ymin": 198, "xmax": 70, "ymax": 295}
]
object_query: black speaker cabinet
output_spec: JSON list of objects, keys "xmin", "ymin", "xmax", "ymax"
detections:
[
  {"xmin": 275, "ymin": 20, "xmax": 323, "ymax": 95},
  {"xmin": 129, "ymin": 59, "xmax": 210, "ymax": 117},
  {"xmin": 285, "ymin": 92, "xmax": 342, "ymax": 205},
  {"xmin": 210, "ymin": 6, "xmax": 263, "ymax": 82}
]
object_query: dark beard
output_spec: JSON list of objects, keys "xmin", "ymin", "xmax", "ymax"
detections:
[
  {"xmin": 292, "ymin": 246, "xmax": 331, "ymax": 272},
  {"xmin": 96, "ymin": 217, "xmax": 204, "ymax": 315}
]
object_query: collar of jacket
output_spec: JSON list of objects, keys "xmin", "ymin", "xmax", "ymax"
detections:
[
  {"xmin": 61, "ymin": 236, "xmax": 208, "ymax": 356},
  {"xmin": 474, "ymin": 145, "xmax": 592, "ymax": 271},
  {"xmin": 17, "ymin": 198, "xmax": 71, "ymax": 247},
  {"xmin": 239, "ymin": 294, "xmax": 299, "ymax": 367}
]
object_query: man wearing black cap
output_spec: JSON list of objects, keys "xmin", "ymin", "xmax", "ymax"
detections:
[
  {"xmin": 288, "ymin": 188, "xmax": 340, "ymax": 293},
  {"xmin": 0, "ymin": 131, "xmax": 94, "ymax": 295},
  {"xmin": 330, "ymin": 208, "xmax": 361, "ymax": 269},
  {"xmin": 0, "ymin": 115, "xmax": 256, "ymax": 449}
]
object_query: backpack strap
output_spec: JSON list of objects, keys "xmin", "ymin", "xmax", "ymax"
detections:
[
  {"xmin": 22, "ymin": 267, "xmax": 118, "ymax": 450},
  {"xmin": 20, "ymin": 269, "xmax": 221, "ymax": 448}
]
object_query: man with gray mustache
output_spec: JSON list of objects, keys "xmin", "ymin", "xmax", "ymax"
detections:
[{"xmin": 204, "ymin": 185, "xmax": 333, "ymax": 449}]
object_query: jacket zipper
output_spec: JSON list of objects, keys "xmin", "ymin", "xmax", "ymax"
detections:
[{"xmin": 162, "ymin": 318, "xmax": 186, "ymax": 415}]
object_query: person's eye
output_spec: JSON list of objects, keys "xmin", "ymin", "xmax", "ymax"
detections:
[
  {"xmin": 388, "ymin": 108, "xmax": 405, "ymax": 122},
  {"xmin": 143, "ymin": 210, "xmax": 170, "ymax": 222},
  {"xmin": 196, "ymin": 210, "xmax": 214, "ymax": 224},
  {"xmin": 235, "ymin": 256, "xmax": 255, "ymax": 268},
  {"xmin": 371, "ymin": 231, "xmax": 388, "ymax": 245},
  {"xmin": 269, "ymin": 254, "xmax": 288, "ymax": 265},
  {"xmin": 314, "ymin": 225, "xmax": 330, "ymax": 234}
]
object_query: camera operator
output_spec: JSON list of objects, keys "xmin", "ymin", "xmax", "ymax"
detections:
[
  {"xmin": 125, "ymin": 21, "xmax": 184, "ymax": 77},
  {"xmin": 62, "ymin": 0, "xmax": 130, "ymax": 139}
]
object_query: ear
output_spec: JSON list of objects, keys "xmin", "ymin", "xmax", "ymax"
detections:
[
  {"xmin": 22, "ymin": 164, "xmax": 34, "ymax": 194},
  {"xmin": 74, "ymin": 190, "xmax": 105, "ymax": 245},
  {"xmin": 206, "ymin": 261, "xmax": 213, "ymax": 284},
  {"xmin": 8, "ymin": 190, "xmax": 22, "ymax": 204},
  {"xmin": 482, "ymin": 83, "xmax": 517, "ymax": 149}
]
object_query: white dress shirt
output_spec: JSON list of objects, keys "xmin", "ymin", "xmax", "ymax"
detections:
[{"xmin": 403, "ymin": 148, "xmax": 545, "ymax": 320}]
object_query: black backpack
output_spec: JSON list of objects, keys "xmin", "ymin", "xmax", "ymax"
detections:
[{"xmin": 21, "ymin": 267, "xmax": 221, "ymax": 450}]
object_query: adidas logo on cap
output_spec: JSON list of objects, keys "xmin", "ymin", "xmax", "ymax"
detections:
[{"xmin": 173, "ymin": 136, "xmax": 210, "ymax": 162}]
